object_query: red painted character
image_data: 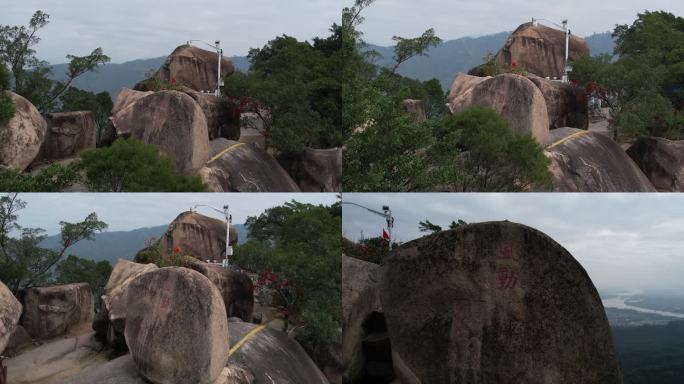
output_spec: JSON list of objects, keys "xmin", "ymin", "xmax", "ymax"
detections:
[
  {"xmin": 497, "ymin": 242, "xmax": 518, "ymax": 261},
  {"xmin": 496, "ymin": 267, "xmax": 518, "ymax": 289}
]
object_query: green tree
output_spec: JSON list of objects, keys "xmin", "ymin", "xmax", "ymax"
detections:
[
  {"xmin": 78, "ymin": 138, "xmax": 207, "ymax": 192},
  {"xmin": 418, "ymin": 219, "xmax": 442, "ymax": 233},
  {"xmin": 222, "ymin": 31, "xmax": 342, "ymax": 155},
  {"xmin": 233, "ymin": 200, "xmax": 341, "ymax": 349},
  {"xmin": 56, "ymin": 255, "xmax": 112, "ymax": 309},
  {"xmin": 571, "ymin": 11, "xmax": 684, "ymax": 140},
  {"xmin": 0, "ymin": 10, "xmax": 110, "ymax": 112},
  {"xmin": 0, "ymin": 163, "xmax": 81, "ymax": 192},
  {"xmin": 0, "ymin": 193, "xmax": 108, "ymax": 293},
  {"xmin": 0, "ymin": 63, "xmax": 13, "ymax": 124},
  {"xmin": 391, "ymin": 28, "xmax": 442, "ymax": 73},
  {"xmin": 60, "ymin": 87, "xmax": 114, "ymax": 145},
  {"xmin": 422, "ymin": 107, "xmax": 552, "ymax": 192}
]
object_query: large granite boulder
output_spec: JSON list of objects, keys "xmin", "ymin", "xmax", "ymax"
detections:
[
  {"xmin": 111, "ymin": 90, "xmax": 210, "ymax": 173},
  {"xmin": 227, "ymin": 319, "xmax": 329, "ymax": 384},
  {"xmin": 96, "ymin": 259, "xmax": 158, "ymax": 348},
  {"xmin": 184, "ymin": 89, "xmax": 241, "ymax": 141},
  {"xmin": 199, "ymin": 138, "xmax": 301, "ymax": 192},
  {"xmin": 380, "ymin": 221, "xmax": 623, "ymax": 384},
  {"xmin": 342, "ymin": 255, "xmax": 386, "ymax": 384},
  {"xmin": 0, "ymin": 280, "xmax": 22, "ymax": 354},
  {"xmin": 139, "ymin": 44, "xmax": 235, "ymax": 93},
  {"xmin": 61, "ymin": 354, "xmax": 148, "ymax": 384},
  {"xmin": 526, "ymin": 74, "xmax": 588, "ymax": 130},
  {"xmin": 187, "ymin": 261, "xmax": 254, "ymax": 322},
  {"xmin": 287, "ymin": 148, "xmax": 342, "ymax": 192},
  {"xmin": 447, "ymin": 73, "xmax": 549, "ymax": 144},
  {"xmin": 158, "ymin": 211, "xmax": 238, "ymax": 262},
  {"xmin": 125, "ymin": 267, "xmax": 230, "ymax": 384},
  {"xmin": 22, "ymin": 283, "xmax": 94, "ymax": 340},
  {"xmin": 626, "ymin": 136, "xmax": 684, "ymax": 192},
  {"xmin": 111, "ymin": 88, "xmax": 153, "ymax": 117},
  {"xmin": 0, "ymin": 91, "xmax": 47, "ymax": 170},
  {"xmin": 495, "ymin": 22, "xmax": 590, "ymax": 79},
  {"xmin": 42, "ymin": 111, "xmax": 97, "ymax": 160},
  {"xmin": 546, "ymin": 128, "xmax": 655, "ymax": 192},
  {"xmin": 4, "ymin": 325, "xmax": 32, "ymax": 356}
]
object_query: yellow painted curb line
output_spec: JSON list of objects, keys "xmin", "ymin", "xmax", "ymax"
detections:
[
  {"xmin": 207, "ymin": 143, "xmax": 246, "ymax": 165},
  {"xmin": 546, "ymin": 130, "xmax": 590, "ymax": 150},
  {"xmin": 227, "ymin": 324, "xmax": 268, "ymax": 357}
]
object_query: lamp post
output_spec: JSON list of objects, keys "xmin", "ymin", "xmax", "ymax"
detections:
[
  {"xmin": 192, "ymin": 204, "xmax": 232, "ymax": 267},
  {"xmin": 342, "ymin": 202, "xmax": 395, "ymax": 251},
  {"xmin": 186, "ymin": 39, "xmax": 224, "ymax": 96}
]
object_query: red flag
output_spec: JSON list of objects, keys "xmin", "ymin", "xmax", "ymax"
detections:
[{"xmin": 382, "ymin": 229, "xmax": 390, "ymax": 241}]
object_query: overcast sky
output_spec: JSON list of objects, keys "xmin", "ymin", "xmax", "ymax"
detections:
[
  {"xmin": 10, "ymin": 193, "xmax": 337, "ymax": 235},
  {"xmin": 359, "ymin": 0, "xmax": 684, "ymax": 45},
  {"xmin": 4, "ymin": 0, "xmax": 340, "ymax": 63},
  {"xmin": 342, "ymin": 193, "xmax": 684, "ymax": 295}
]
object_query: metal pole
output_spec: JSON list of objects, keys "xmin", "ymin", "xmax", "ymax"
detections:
[
  {"xmin": 216, "ymin": 40, "xmax": 221, "ymax": 96},
  {"xmin": 224, "ymin": 204, "xmax": 232, "ymax": 267},
  {"xmin": 385, "ymin": 207, "xmax": 393, "ymax": 251}
]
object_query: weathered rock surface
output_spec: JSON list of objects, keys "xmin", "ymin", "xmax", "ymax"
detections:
[
  {"xmin": 141, "ymin": 44, "xmax": 235, "ymax": 93},
  {"xmin": 447, "ymin": 73, "xmax": 549, "ymax": 144},
  {"xmin": 546, "ymin": 128, "xmax": 655, "ymax": 192},
  {"xmin": 159, "ymin": 211, "xmax": 238, "ymax": 262},
  {"xmin": 61, "ymin": 354, "xmax": 147, "ymax": 384},
  {"xmin": 401, "ymin": 99, "xmax": 427, "ymax": 123},
  {"xmin": 448, "ymin": 73, "xmax": 490, "ymax": 100},
  {"xmin": 98, "ymin": 259, "xmax": 159, "ymax": 349},
  {"xmin": 380, "ymin": 221, "xmax": 623, "ymax": 384},
  {"xmin": 184, "ymin": 90, "xmax": 241, "ymax": 141},
  {"xmin": 342, "ymin": 255, "xmax": 384, "ymax": 384},
  {"xmin": 0, "ymin": 279, "xmax": 22, "ymax": 354},
  {"xmin": 111, "ymin": 88, "xmax": 153, "ymax": 117},
  {"xmin": 187, "ymin": 261, "xmax": 254, "ymax": 322},
  {"xmin": 626, "ymin": 136, "xmax": 684, "ymax": 192},
  {"xmin": 22, "ymin": 283, "xmax": 94, "ymax": 340},
  {"xmin": 111, "ymin": 90, "xmax": 210, "ymax": 173},
  {"xmin": 526, "ymin": 74, "xmax": 588, "ymax": 130},
  {"xmin": 0, "ymin": 91, "xmax": 47, "ymax": 170},
  {"xmin": 495, "ymin": 22, "xmax": 590, "ymax": 79},
  {"xmin": 6, "ymin": 332, "xmax": 106, "ymax": 384},
  {"xmin": 288, "ymin": 148, "xmax": 342, "ymax": 192},
  {"xmin": 239, "ymin": 127, "xmax": 266, "ymax": 149},
  {"xmin": 42, "ymin": 111, "xmax": 97, "ymax": 160},
  {"xmin": 125, "ymin": 267, "xmax": 229, "ymax": 384},
  {"xmin": 227, "ymin": 319, "xmax": 329, "ymax": 384},
  {"xmin": 4, "ymin": 325, "xmax": 32, "ymax": 356},
  {"xmin": 200, "ymin": 138, "xmax": 301, "ymax": 192}
]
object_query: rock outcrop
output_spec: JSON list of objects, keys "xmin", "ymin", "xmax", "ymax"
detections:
[
  {"xmin": 447, "ymin": 73, "xmax": 549, "ymax": 144},
  {"xmin": 380, "ymin": 221, "xmax": 623, "ymax": 384},
  {"xmin": 526, "ymin": 74, "xmax": 588, "ymax": 130},
  {"xmin": 111, "ymin": 88, "xmax": 154, "ymax": 117},
  {"xmin": 111, "ymin": 90, "xmax": 210, "ymax": 173},
  {"xmin": 626, "ymin": 137, "xmax": 684, "ymax": 192},
  {"xmin": 183, "ymin": 89, "xmax": 241, "ymax": 141},
  {"xmin": 125, "ymin": 267, "xmax": 230, "ymax": 384},
  {"xmin": 0, "ymin": 280, "xmax": 22, "ymax": 354},
  {"xmin": 96, "ymin": 259, "xmax": 158, "ymax": 349},
  {"xmin": 495, "ymin": 22, "xmax": 590, "ymax": 79},
  {"xmin": 4, "ymin": 325, "xmax": 32, "ymax": 356},
  {"xmin": 342, "ymin": 256, "xmax": 386, "ymax": 384},
  {"xmin": 22, "ymin": 283, "xmax": 94, "ymax": 340},
  {"xmin": 139, "ymin": 44, "xmax": 235, "ymax": 93},
  {"xmin": 158, "ymin": 211, "xmax": 238, "ymax": 262},
  {"xmin": 401, "ymin": 99, "xmax": 427, "ymax": 123},
  {"xmin": 227, "ymin": 319, "xmax": 329, "ymax": 384},
  {"xmin": 546, "ymin": 128, "xmax": 655, "ymax": 192},
  {"xmin": 287, "ymin": 147, "xmax": 342, "ymax": 192},
  {"xmin": 187, "ymin": 261, "xmax": 254, "ymax": 322},
  {"xmin": 0, "ymin": 91, "xmax": 47, "ymax": 170},
  {"xmin": 42, "ymin": 111, "xmax": 97, "ymax": 160},
  {"xmin": 199, "ymin": 138, "xmax": 301, "ymax": 192}
]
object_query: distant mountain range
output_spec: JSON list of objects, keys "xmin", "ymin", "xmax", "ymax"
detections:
[
  {"xmin": 368, "ymin": 31, "xmax": 615, "ymax": 90},
  {"xmin": 48, "ymin": 31, "xmax": 615, "ymax": 98},
  {"xmin": 49, "ymin": 56, "xmax": 250, "ymax": 99},
  {"xmin": 39, "ymin": 223, "xmax": 249, "ymax": 265}
]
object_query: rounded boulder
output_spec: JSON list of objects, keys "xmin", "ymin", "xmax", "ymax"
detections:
[{"xmin": 124, "ymin": 267, "xmax": 229, "ymax": 384}]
